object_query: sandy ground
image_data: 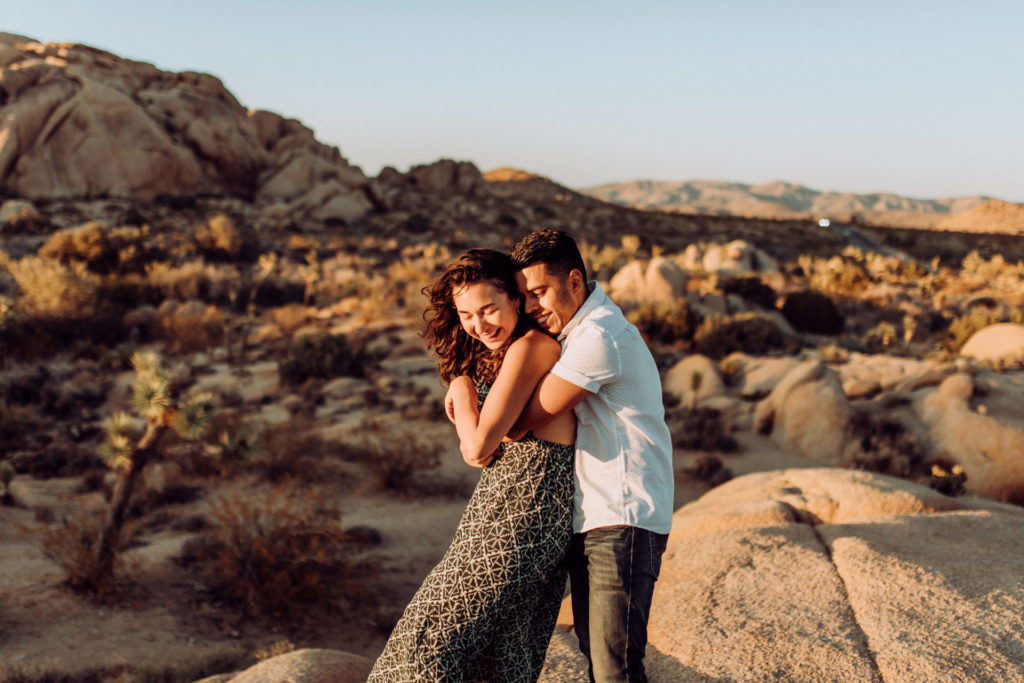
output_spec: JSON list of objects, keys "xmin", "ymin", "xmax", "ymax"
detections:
[{"xmin": 0, "ymin": 419, "xmax": 826, "ymax": 680}]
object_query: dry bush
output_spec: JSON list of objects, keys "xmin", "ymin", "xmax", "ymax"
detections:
[
  {"xmin": 941, "ymin": 308, "xmax": 1023, "ymax": 354},
  {"xmin": 842, "ymin": 412, "xmax": 923, "ymax": 478},
  {"xmin": 278, "ymin": 332, "xmax": 370, "ymax": 385},
  {"xmin": 669, "ymin": 407, "xmax": 739, "ymax": 453},
  {"xmin": 36, "ymin": 510, "xmax": 136, "ymax": 595},
  {"xmin": 693, "ymin": 312, "xmax": 799, "ymax": 359},
  {"xmin": 352, "ymin": 418, "xmax": 444, "ymax": 492},
  {"xmin": 257, "ymin": 416, "xmax": 328, "ymax": 482},
  {"xmin": 681, "ymin": 454, "xmax": 733, "ymax": 487},
  {"xmin": 805, "ymin": 254, "xmax": 871, "ymax": 295},
  {"xmin": 627, "ymin": 299, "xmax": 703, "ymax": 347},
  {"xmin": 7, "ymin": 256, "xmax": 100, "ymax": 318},
  {"xmin": 193, "ymin": 213, "xmax": 257, "ymax": 261},
  {"xmin": 153, "ymin": 299, "xmax": 225, "ymax": 352},
  {"xmin": 714, "ymin": 275, "xmax": 777, "ymax": 309},
  {"xmin": 182, "ymin": 490, "xmax": 359, "ymax": 620},
  {"xmin": 780, "ymin": 290, "xmax": 845, "ymax": 334},
  {"xmin": 40, "ymin": 223, "xmax": 165, "ymax": 276}
]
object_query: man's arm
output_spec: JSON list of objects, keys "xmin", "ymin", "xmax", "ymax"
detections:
[{"xmin": 507, "ymin": 371, "xmax": 591, "ymax": 441}]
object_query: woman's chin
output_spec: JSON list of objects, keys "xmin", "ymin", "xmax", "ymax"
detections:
[{"xmin": 480, "ymin": 336, "xmax": 505, "ymax": 350}]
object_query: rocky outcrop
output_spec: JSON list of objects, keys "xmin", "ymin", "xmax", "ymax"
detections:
[
  {"xmin": 914, "ymin": 371, "xmax": 1024, "ymax": 500},
  {"xmin": 0, "ymin": 33, "xmax": 369, "ymax": 222},
  {"xmin": 937, "ymin": 199, "xmax": 1024, "ymax": 234},
  {"xmin": 608, "ymin": 256, "xmax": 688, "ymax": 305},
  {"xmin": 663, "ymin": 355, "xmax": 725, "ymax": 407},
  {"xmin": 753, "ymin": 360, "xmax": 851, "ymax": 463},
  {"xmin": 195, "ymin": 648, "xmax": 373, "ymax": 683},
  {"xmin": 960, "ymin": 323, "xmax": 1024, "ymax": 363},
  {"xmin": 542, "ymin": 469, "xmax": 1024, "ymax": 681}
]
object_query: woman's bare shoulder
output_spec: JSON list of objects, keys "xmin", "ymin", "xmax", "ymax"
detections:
[{"xmin": 511, "ymin": 328, "xmax": 560, "ymax": 353}]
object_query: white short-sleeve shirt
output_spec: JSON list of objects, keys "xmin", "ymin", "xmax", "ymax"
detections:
[{"xmin": 550, "ymin": 283, "xmax": 674, "ymax": 535}]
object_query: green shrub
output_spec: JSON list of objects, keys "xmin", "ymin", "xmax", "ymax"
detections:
[
  {"xmin": 780, "ymin": 290, "xmax": 845, "ymax": 334},
  {"xmin": 278, "ymin": 332, "xmax": 370, "ymax": 384},
  {"xmin": 627, "ymin": 299, "xmax": 703, "ymax": 346},
  {"xmin": 715, "ymin": 275, "xmax": 777, "ymax": 309},
  {"xmin": 693, "ymin": 312, "xmax": 798, "ymax": 359}
]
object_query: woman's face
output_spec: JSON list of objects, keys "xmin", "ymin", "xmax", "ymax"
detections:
[{"xmin": 452, "ymin": 281, "xmax": 519, "ymax": 350}]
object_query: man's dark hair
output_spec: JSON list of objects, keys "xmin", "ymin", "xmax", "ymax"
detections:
[{"xmin": 509, "ymin": 229, "xmax": 588, "ymax": 282}]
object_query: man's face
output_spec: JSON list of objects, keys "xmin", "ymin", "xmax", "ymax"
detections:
[{"xmin": 515, "ymin": 263, "xmax": 584, "ymax": 336}]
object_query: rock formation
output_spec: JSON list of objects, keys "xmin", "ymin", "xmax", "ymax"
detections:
[
  {"xmin": 542, "ymin": 468, "xmax": 1024, "ymax": 681},
  {"xmin": 0, "ymin": 33, "xmax": 370, "ymax": 222}
]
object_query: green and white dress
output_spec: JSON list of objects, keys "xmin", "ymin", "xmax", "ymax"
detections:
[{"xmin": 368, "ymin": 384, "xmax": 574, "ymax": 683}]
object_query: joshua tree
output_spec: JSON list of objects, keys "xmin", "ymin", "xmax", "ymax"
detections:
[{"xmin": 93, "ymin": 351, "xmax": 214, "ymax": 587}]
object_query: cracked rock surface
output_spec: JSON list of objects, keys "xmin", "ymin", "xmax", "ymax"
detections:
[{"xmin": 627, "ymin": 469, "xmax": 1024, "ymax": 682}]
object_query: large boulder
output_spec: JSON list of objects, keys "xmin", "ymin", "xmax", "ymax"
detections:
[
  {"xmin": 914, "ymin": 371, "xmax": 1024, "ymax": 500},
  {"xmin": 196, "ymin": 648, "xmax": 373, "ymax": 683},
  {"xmin": 663, "ymin": 355, "xmax": 725, "ymax": 407},
  {"xmin": 753, "ymin": 360, "xmax": 851, "ymax": 462},
  {"xmin": 609, "ymin": 257, "xmax": 688, "ymax": 305},
  {"xmin": 628, "ymin": 469, "xmax": 1024, "ymax": 682},
  {"xmin": 960, "ymin": 323, "xmax": 1024, "ymax": 363},
  {"xmin": 0, "ymin": 34, "xmax": 369, "ymax": 222}
]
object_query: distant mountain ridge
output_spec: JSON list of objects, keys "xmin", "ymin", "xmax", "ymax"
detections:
[{"xmin": 580, "ymin": 179, "xmax": 994, "ymax": 227}]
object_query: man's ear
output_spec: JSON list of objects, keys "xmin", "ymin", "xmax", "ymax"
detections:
[{"xmin": 569, "ymin": 268, "xmax": 585, "ymax": 295}]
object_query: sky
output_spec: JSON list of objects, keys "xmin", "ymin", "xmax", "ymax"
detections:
[{"xmin": 6, "ymin": 1, "xmax": 1024, "ymax": 201}]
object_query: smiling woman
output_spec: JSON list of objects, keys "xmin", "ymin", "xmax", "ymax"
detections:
[{"xmin": 369, "ymin": 247, "xmax": 577, "ymax": 682}]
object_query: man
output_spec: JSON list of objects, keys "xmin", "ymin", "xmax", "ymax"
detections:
[{"xmin": 507, "ymin": 229, "xmax": 674, "ymax": 683}]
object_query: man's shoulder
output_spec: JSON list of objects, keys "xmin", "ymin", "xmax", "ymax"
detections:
[{"xmin": 568, "ymin": 299, "xmax": 629, "ymax": 341}]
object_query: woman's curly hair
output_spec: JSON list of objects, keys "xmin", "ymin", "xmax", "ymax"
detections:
[{"xmin": 423, "ymin": 249, "xmax": 531, "ymax": 385}]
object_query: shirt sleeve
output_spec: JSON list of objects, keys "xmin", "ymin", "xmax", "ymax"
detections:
[{"xmin": 550, "ymin": 326, "xmax": 620, "ymax": 393}]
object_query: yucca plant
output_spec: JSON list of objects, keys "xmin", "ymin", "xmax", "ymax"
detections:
[{"xmin": 92, "ymin": 351, "xmax": 215, "ymax": 588}]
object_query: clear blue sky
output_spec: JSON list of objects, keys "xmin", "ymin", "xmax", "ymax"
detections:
[{"xmin": 7, "ymin": 1, "xmax": 1024, "ymax": 201}]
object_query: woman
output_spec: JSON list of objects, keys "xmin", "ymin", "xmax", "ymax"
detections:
[{"xmin": 369, "ymin": 249, "xmax": 576, "ymax": 683}]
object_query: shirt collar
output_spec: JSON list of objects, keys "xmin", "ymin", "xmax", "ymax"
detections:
[{"xmin": 558, "ymin": 281, "xmax": 604, "ymax": 342}]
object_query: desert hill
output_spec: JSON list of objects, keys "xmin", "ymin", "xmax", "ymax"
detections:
[
  {"xmin": 936, "ymin": 199, "xmax": 1024, "ymax": 234},
  {"xmin": 581, "ymin": 178, "xmax": 997, "ymax": 230}
]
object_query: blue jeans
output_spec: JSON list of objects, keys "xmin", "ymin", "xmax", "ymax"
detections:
[{"xmin": 569, "ymin": 525, "xmax": 668, "ymax": 683}]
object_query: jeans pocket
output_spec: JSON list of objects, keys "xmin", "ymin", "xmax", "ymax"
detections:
[{"xmin": 648, "ymin": 532, "xmax": 668, "ymax": 577}]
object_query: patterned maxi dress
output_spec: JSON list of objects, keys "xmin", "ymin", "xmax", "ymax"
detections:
[{"xmin": 368, "ymin": 383, "xmax": 575, "ymax": 683}]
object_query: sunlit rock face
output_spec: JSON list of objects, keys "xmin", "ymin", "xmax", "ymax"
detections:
[{"xmin": 0, "ymin": 33, "xmax": 369, "ymax": 221}]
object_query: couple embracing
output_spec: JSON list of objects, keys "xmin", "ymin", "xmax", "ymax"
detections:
[{"xmin": 369, "ymin": 229, "xmax": 674, "ymax": 683}]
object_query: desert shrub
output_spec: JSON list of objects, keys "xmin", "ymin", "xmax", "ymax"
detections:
[
  {"xmin": 808, "ymin": 254, "xmax": 871, "ymax": 294},
  {"xmin": 184, "ymin": 491, "xmax": 358, "ymax": 619},
  {"xmin": 256, "ymin": 417, "xmax": 328, "ymax": 482},
  {"xmin": 153, "ymin": 299, "xmax": 224, "ymax": 352},
  {"xmin": 7, "ymin": 256, "xmax": 100, "ymax": 318},
  {"xmin": 941, "ymin": 308, "xmax": 1023, "ymax": 354},
  {"xmin": 682, "ymin": 454, "xmax": 733, "ymax": 487},
  {"xmin": 627, "ymin": 299, "xmax": 703, "ymax": 346},
  {"xmin": 37, "ymin": 510, "xmax": 135, "ymax": 595},
  {"xmin": 862, "ymin": 321, "xmax": 899, "ymax": 353},
  {"xmin": 39, "ymin": 222, "xmax": 118, "ymax": 273},
  {"xmin": 670, "ymin": 407, "xmax": 739, "ymax": 453},
  {"xmin": 693, "ymin": 312, "xmax": 798, "ymax": 359},
  {"xmin": 780, "ymin": 290, "xmax": 845, "ymax": 334},
  {"xmin": 352, "ymin": 418, "xmax": 443, "ymax": 492},
  {"xmin": 0, "ymin": 402, "xmax": 27, "ymax": 456},
  {"xmin": 193, "ymin": 213, "xmax": 256, "ymax": 260},
  {"xmin": 279, "ymin": 333, "xmax": 370, "ymax": 385},
  {"xmin": 843, "ymin": 412, "xmax": 923, "ymax": 477},
  {"xmin": 715, "ymin": 275, "xmax": 777, "ymax": 309},
  {"xmin": 928, "ymin": 462, "xmax": 966, "ymax": 497}
]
